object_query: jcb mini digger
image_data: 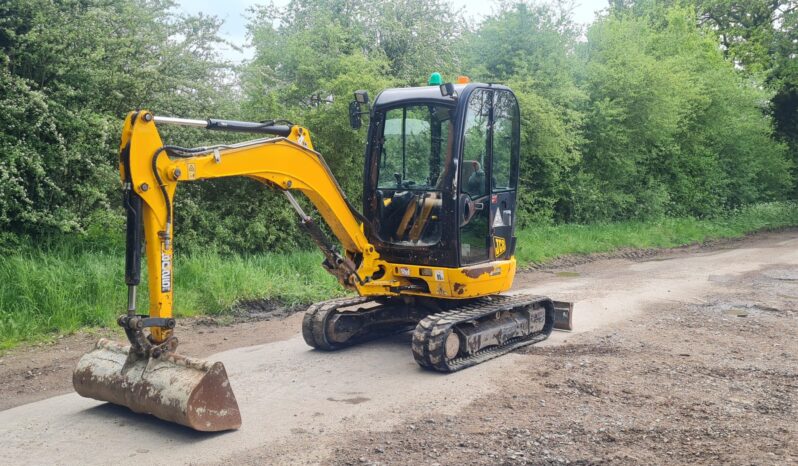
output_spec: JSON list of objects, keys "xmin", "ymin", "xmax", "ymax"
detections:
[{"xmin": 73, "ymin": 76, "xmax": 574, "ymax": 431}]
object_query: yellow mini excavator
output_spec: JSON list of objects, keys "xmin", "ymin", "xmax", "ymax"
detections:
[{"xmin": 73, "ymin": 78, "xmax": 573, "ymax": 432}]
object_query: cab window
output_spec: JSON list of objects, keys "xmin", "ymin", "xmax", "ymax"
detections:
[
  {"xmin": 374, "ymin": 104, "xmax": 453, "ymax": 246},
  {"xmin": 378, "ymin": 105, "xmax": 450, "ymax": 190},
  {"xmin": 491, "ymin": 91, "xmax": 518, "ymax": 192}
]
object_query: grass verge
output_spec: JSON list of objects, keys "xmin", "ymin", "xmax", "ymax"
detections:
[
  {"xmin": 0, "ymin": 248, "xmax": 343, "ymax": 349},
  {"xmin": 515, "ymin": 201, "xmax": 798, "ymax": 264},
  {"xmin": 1, "ymin": 201, "xmax": 796, "ymax": 348}
]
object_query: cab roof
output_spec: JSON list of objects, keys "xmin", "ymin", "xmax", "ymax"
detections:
[{"xmin": 372, "ymin": 83, "xmax": 511, "ymax": 110}]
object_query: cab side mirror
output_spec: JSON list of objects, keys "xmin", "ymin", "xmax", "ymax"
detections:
[
  {"xmin": 440, "ymin": 83, "xmax": 457, "ymax": 98},
  {"xmin": 349, "ymin": 90, "xmax": 370, "ymax": 130}
]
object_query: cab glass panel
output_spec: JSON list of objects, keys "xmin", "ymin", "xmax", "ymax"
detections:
[
  {"xmin": 374, "ymin": 104, "xmax": 453, "ymax": 246},
  {"xmin": 459, "ymin": 89, "xmax": 492, "ymax": 264}
]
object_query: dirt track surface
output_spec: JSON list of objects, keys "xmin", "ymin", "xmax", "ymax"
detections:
[{"xmin": 1, "ymin": 231, "xmax": 796, "ymax": 465}]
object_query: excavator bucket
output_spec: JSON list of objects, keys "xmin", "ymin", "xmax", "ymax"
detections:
[{"xmin": 73, "ymin": 339, "xmax": 241, "ymax": 432}]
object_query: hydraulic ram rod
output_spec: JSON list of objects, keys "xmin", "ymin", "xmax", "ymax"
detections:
[
  {"xmin": 153, "ymin": 115, "xmax": 292, "ymax": 136},
  {"xmin": 153, "ymin": 116, "xmax": 208, "ymax": 128}
]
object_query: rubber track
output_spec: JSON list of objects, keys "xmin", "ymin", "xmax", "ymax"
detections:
[
  {"xmin": 411, "ymin": 294, "xmax": 554, "ymax": 372},
  {"xmin": 302, "ymin": 296, "xmax": 373, "ymax": 350}
]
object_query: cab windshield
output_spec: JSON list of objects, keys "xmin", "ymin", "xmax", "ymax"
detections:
[
  {"xmin": 377, "ymin": 104, "xmax": 452, "ymax": 190},
  {"xmin": 374, "ymin": 103, "xmax": 453, "ymax": 246}
]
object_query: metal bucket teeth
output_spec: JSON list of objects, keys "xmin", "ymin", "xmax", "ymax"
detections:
[{"xmin": 73, "ymin": 338, "xmax": 241, "ymax": 432}]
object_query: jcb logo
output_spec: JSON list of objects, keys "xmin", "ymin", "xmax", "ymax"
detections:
[{"xmin": 494, "ymin": 236, "xmax": 507, "ymax": 257}]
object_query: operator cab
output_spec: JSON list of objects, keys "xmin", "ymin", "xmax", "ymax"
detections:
[{"xmin": 356, "ymin": 78, "xmax": 521, "ymax": 268}]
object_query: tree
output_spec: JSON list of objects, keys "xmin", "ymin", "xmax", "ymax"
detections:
[
  {"xmin": 610, "ymin": 0, "xmax": 798, "ymax": 193},
  {"xmin": 576, "ymin": 5, "xmax": 792, "ymax": 221},
  {"xmin": 0, "ymin": 0, "xmax": 236, "ymax": 244},
  {"xmin": 463, "ymin": 1, "xmax": 586, "ymax": 224}
]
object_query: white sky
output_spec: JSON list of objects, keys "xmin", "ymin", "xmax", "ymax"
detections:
[{"xmin": 178, "ymin": 0, "xmax": 609, "ymax": 63}]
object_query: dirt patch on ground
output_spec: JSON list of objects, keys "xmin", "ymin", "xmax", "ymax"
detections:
[{"xmin": 328, "ymin": 265, "xmax": 797, "ymax": 465}]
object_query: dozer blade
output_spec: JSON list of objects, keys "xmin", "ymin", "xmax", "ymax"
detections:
[
  {"xmin": 553, "ymin": 300, "xmax": 574, "ymax": 331},
  {"xmin": 73, "ymin": 338, "xmax": 241, "ymax": 431}
]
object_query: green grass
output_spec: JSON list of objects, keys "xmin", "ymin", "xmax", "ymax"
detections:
[
  {"xmin": 0, "ymin": 247, "xmax": 343, "ymax": 349},
  {"xmin": 515, "ymin": 201, "xmax": 798, "ymax": 265},
  {"xmin": 1, "ymin": 201, "xmax": 797, "ymax": 349}
]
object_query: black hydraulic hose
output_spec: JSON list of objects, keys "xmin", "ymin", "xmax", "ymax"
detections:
[
  {"xmin": 150, "ymin": 145, "xmax": 210, "ymax": 231},
  {"xmin": 151, "ymin": 147, "xmax": 173, "ymax": 230},
  {"xmin": 121, "ymin": 111, "xmax": 139, "ymax": 184}
]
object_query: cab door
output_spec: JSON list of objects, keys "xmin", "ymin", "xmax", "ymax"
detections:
[
  {"xmin": 488, "ymin": 90, "xmax": 520, "ymax": 260},
  {"xmin": 458, "ymin": 88, "xmax": 519, "ymax": 265},
  {"xmin": 458, "ymin": 89, "xmax": 492, "ymax": 265}
]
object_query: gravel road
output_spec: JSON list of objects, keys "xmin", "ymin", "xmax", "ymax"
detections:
[{"xmin": 1, "ymin": 230, "xmax": 795, "ymax": 465}]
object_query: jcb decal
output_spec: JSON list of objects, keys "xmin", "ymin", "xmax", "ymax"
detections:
[
  {"xmin": 161, "ymin": 252, "xmax": 172, "ymax": 292},
  {"xmin": 494, "ymin": 236, "xmax": 507, "ymax": 257}
]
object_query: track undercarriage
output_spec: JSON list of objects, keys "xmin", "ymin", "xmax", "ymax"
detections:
[{"xmin": 302, "ymin": 294, "xmax": 573, "ymax": 372}]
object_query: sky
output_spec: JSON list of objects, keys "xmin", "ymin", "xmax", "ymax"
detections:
[{"xmin": 178, "ymin": 0, "xmax": 609, "ymax": 63}]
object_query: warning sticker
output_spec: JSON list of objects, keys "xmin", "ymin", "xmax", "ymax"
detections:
[
  {"xmin": 493, "ymin": 209, "xmax": 505, "ymax": 228},
  {"xmin": 434, "ymin": 270, "xmax": 445, "ymax": 281}
]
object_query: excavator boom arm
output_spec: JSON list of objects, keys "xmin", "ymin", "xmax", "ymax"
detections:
[{"xmin": 120, "ymin": 111, "xmax": 383, "ymax": 345}]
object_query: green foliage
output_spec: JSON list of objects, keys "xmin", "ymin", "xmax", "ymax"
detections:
[
  {"xmin": 0, "ymin": 239, "xmax": 343, "ymax": 347},
  {"xmin": 612, "ymin": 1, "xmax": 798, "ymax": 193},
  {"xmin": 511, "ymin": 78, "xmax": 584, "ymax": 224},
  {"xmin": 460, "ymin": 1, "xmax": 791, "ymax": 225},
  {"xmin": 3, "ymin": 201, "xmax": 796, "ymax": 348},
  {"xmin": 0, "ymin": 0, "xmax": 795, "ymax": 267},
  {"xmin": 570, "ymin": 5, "xmax": 792, "ymax": 222},
  {"xmin": 243, "ymin": 0, "xmax": 461, "ymax": 99},
  {"xmin": 463, "ymin": 2, "xmax": 586, "ymax": 225},
  {"xmin": 0, "ymin": 0, "xmax": 234, "ymax": 243},
  {"xmin": 0, "ymin": 68, "xmax": 117, "ymax": 234},
  {"xmin": 465, "ymin": 0, "xmax": 580, "ymax": 93},
  {"xmin": 0, "ymin": 0, "xmax": 232, "ymax": 115}
]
